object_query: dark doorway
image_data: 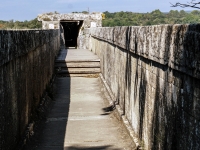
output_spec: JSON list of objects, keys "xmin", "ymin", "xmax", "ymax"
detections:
[{"xmin": 60, "ymin": 20, "xmax": 83, "ymax": 48}]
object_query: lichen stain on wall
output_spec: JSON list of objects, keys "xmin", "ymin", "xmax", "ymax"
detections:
[
  {"xmin": 0, "ymin": 30, "xmax": 60, "ymax": 150},
  {"xmin": 88, "ymin": 24, "xmax": 200, "ymax": 150}
]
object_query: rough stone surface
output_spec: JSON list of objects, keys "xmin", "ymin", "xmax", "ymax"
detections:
[
  {"xmin": 0, "ymin": 29, "xmax": 60, "ymax": 150},
  {"xmin": 89, "ymin": 24, "xmax": 200, "ymax": 79},
  {"xmin": 37, "ymin": 13, "xmax": 103, "ymax": 29},
  {"xmin": 2, "ymin": 23, "xmax": 200, "ymax": 150},
  {"xmin": 86, "ymin": 24, "xmax": 200, "ymax": 149}
]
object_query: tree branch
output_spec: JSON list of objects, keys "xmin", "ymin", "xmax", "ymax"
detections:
[{"xmin": 170, "ymin": 0, "xmax": 200, "ymax": 9}]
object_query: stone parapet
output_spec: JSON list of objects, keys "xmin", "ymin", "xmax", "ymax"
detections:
[
  {"xmin": 0, "ymin": 29, "xmax": 60, "ymax": 149},
  {"xmin": 89, "ymin": 24, "xmax": 200, "ymax": 79},
  {"xmin": 38, "ymin": 12, "xmax": 103, "ymax": 29},
  {"xmin": 0, "ymin": 30, "xmax": 59, "ymax": 66},
  {"xmin": 88, "ymin": 24, "xmax": 200, "ymax": 149}
]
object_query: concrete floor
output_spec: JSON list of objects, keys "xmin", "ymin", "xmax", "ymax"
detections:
[
  {"xmin": 56, "ymin": 49, "xmax": 100, "ymax": 62},
  {"xmin": 24, "ymin": 77, "xmax": 136, "ymax": 150}
]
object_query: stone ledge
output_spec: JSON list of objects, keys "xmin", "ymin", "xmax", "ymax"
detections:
[
  {"xmin": 89, "ymin": 24, "xmax": 200, "ymax": 79},
  {"xmin": 0, "ymin": 29, "xmax": 59, "ymax": 66}
]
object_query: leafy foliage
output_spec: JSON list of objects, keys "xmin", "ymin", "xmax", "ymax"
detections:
[
  {"xmin": 102, "ymin": 9, "xmax": 200, "ymax": 27},
  {"xmin": 0, "ymin": 18, "xmax": 42, "ymax": 29},
  {"xmin": 1, "ymin": 9, "xmax": 200, "ymax": 29}
]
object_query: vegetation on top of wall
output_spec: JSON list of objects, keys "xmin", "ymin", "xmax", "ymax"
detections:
[
  {"xmin": 42, "ymin": 18, "xmax": 52, "ymax": 21},
  {"xmin": 45, "ymin": 11, "xmax": 60, "ymax": 15},
  {"xmin": 0, "ymin": 18, "xmax": 42, "ymax": 29},
  {"xmin": 72, "ymin": 11, "xmax": 89, "ymax": 14},
  {"xmin": 102, "ymin": 9, "xmax": 200, "ymax": 26}
]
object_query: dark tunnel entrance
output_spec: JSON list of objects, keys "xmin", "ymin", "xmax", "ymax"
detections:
[{"xmin": 60, "ymin": 20, "xmax": 83, "ymax": 48}]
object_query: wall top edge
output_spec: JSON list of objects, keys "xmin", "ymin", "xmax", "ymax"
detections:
[{"xmin": 38, "ymin": 12, "xmax": 103, "ymax": 22}]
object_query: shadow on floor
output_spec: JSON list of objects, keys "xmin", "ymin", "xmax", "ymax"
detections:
[
  {"xmin": 23, "ymin": 49, "xmax": 71, "ymax": 150},
  {"xmin": 65, "ymin": 145, "xmax": 121, "ymax": 150}
]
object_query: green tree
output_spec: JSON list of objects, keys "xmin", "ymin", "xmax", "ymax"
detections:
[
  {"xmin": 191, "ymin": 10, "xmax": 200, "ymax": 15},
  {"xmin": 102, "ymin": 10, "xmax": 200, "ymax": 27},
  {"xmin": 0, "ymin": 18, "xmax": 42, "ymax": 29}
]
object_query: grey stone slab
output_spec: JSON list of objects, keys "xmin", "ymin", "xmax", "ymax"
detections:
[
  {"xmin": 55, "ymin": 62, "xmax": 100, "ymax": 68},
  {"xmin": 24, "ymin": 77, "xmax": 136, "ymax": 150},
  {"xmin": 58, "ymin": 68, "xmax": 100, "ymax": 74},
  {"xmin": 56, "ymin": 49, "xmax": 100, "ymax": 62}
]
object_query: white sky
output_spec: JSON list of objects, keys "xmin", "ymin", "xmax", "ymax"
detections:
[{"xmin": 0, "ymin": 0, "xmax": 196, "ymax": 21}]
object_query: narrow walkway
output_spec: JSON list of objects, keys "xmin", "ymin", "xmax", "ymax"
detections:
[{"xmin": 24, "ymin": 49, "xmax": 136, "ymax": 150}]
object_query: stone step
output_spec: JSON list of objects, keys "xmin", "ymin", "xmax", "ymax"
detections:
[
  {"xmin": 55, "ymin": 58, "xmax": 100, "ymax": 63},
  {"xmin": 55, "ymin": 49, "xmax": 100, "ymax": 76},
  {"xmin": 57, "ymin": 68, "xmax": 100, "ymax": 74},
  {"xmin": 55, "ymin": 62, "xmax": 100, "ymax": 68},
  {"xmin": 56, "ymin": 74, "xmax": 99, "ymax": 77}
]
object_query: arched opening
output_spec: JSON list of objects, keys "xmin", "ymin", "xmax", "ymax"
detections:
[{"xmin": 60, "ymin": 20, "xmax": 83, "ymax": 48}]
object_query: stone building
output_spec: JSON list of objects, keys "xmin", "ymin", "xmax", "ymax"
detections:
[{"xmin": 37, "ymin": 12, "xmax": 103, "ymax": 48}]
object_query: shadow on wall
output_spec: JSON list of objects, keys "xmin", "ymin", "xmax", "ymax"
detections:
[
  {"xmin": 0, "ymin": 30, "xmax": 60, "ymax": 150},
  {"xmin": 124, "ymin": 26, "xmax": 147, "ymax": 142},
  {"xmin": 125, "ymin": 27, "xmax": 132, "ymax": 116},
  {"xmin": 137, "ymin": 24, "xmax": 200, "ymax": 149},
  {"xmin": 136, "ymin": 32, "xmax": 200, "ymax": 149},
  {"xmin": 89, "ymin": 24, "xmax": 200, "ymax": 149},
  {"xmin": 24, "ymin": 50, "xmax": 71, "ymax": 150}
]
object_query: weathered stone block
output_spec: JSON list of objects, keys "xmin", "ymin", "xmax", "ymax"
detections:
[
  {"xmin": 89, "ymin": 24, "xmax": 200, "ymax": 150},
  {"xmin": 0, "ymin": 29, "xmax": 60, "ymax": 150}
]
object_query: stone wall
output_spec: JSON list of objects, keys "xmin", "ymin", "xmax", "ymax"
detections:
[
  {"xmin": 87, "ymin": 25, "xmax": 200, "ymax": 149},
  {"xmin": 0, "ymin": 29, "xmax": 60, "ymax": 149},
  {"xmin": 38, "ymin": 12, "xmax": 103, "ymax": 29}
]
